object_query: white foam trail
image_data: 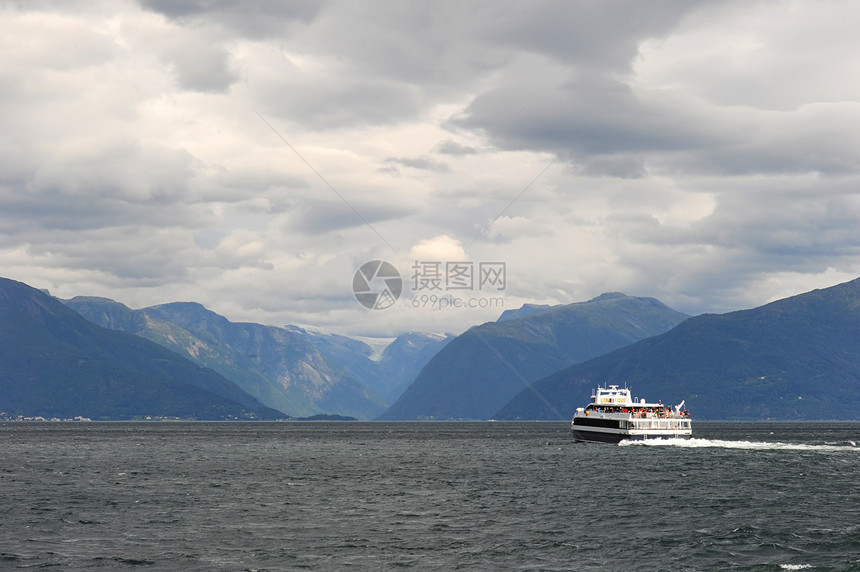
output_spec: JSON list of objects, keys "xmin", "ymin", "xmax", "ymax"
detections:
[{"xmin": 619, "ymin": 438, "xmax": 860, "ymax": 452}]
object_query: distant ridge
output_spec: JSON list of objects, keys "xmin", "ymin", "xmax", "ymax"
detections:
[
  {"xmin": 0, "ymin": 277, "xmax": 284, "ymax": 420},
  {"xmin": 497, "ymin": 303, "xmax": 553, "ymax": 322},
  {"xmin": 378, "ymin": 293, "xmax": 689, "ymax": 420},
  {"xmin": 496, "ymin": 277, "xmax": 860, "ymax": 420},
  {"xmin": 63, "ymin": 297, "xmax": 452, "ymax": 419}
]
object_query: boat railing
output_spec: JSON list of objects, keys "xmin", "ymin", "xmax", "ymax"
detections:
[
  {"xmin": 625, "ymin": 419, "xmax": 691, "ymax": 431},
  {"xmin": 630, "ymin": 410, "xmax": 690, "ymax": 420}
]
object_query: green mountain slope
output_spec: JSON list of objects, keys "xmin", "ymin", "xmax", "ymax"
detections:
[
  {"xmin": 0, "ymin": 277, "xmax": 284, "ymax": 420},
  {"xmin": 64, "ymin": 298, "xmax": 387, "ymax": 419},
  {"xmin": 497, "ymin": 278, "xmax": 860, "ymax": 420},
  {"xmin": 378, "ymin": 293, "xmax": 689, "ymax": 420},
  {"xmin": 65, "ymin": 298, "xmax": 451, "ymax": 419}
]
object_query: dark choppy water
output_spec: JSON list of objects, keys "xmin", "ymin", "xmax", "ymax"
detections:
[{"xmin": 1, "ymin": 422, "xmax": 859, "ymax": 571}]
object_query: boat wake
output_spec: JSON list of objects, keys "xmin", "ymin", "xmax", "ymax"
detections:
[{"xmin": 619, "ymin": 438, "xmax": 860, "ymax": 452}]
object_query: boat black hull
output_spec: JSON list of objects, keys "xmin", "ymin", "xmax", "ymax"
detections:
[{"xmin": 571, "ymin": 428, "xmax": 692, "ymax": 444}]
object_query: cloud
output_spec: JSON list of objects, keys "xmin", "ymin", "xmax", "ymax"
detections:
[
  {"xmin": 285, "ymin": 198, "xmax": 415, "ymax": 236},
  {"xmin": 1, "ymin": 0, "xmax": 859, "ymax": 337},
  {"xmin": 435, "ymin": 139, "xmax": 479, "ymax": 156},
  {"xmin": 475, "ymin": 1, "xmax": 695, "ymax": 71},
  {"xmin": 138, "ymin": 0, "xmax": 324, "ymax": 36},
  {"xmin": 248, "ymin": 52, "xmax": 429, "ymax": 129},
  {"xmin": 140, "ymin": 25, "xmax": 238, "ymax": 92},
  {"xmin": 409, "ymin": 235, "xmax": 468, "ymax": 262},
  {"xmin": 635, "ymin": 2, "xmax": 860, "ymax": 112},
  {"xmin": 384, "ymin": 156, "xmax": 450, "ymax": 173}
]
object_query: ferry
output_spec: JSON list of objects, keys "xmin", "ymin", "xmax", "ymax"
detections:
[{"xmin": 571, "ymin": 385, "xmax": 692, "ymax": 443}]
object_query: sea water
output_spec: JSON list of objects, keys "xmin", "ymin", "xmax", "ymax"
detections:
[{"xmin": 1, "ymin": 421, "xmax": 859, "ymax": 570}]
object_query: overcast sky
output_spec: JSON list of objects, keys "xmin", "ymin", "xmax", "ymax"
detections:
[{"xmin": 2, "ymin": 0, "xmax": 859, "ymax": 336}]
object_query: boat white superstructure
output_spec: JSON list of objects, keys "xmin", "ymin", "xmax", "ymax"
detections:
[{"xmin": 570, "ymin": 385, "xmax": 692, "ymax": 443}]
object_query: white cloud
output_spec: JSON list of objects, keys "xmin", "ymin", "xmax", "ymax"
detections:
[
  {"xmin": 635, "ymin": 2, "xmax": 860, "ymax": 111},
  {"xmin": 408, "ymin": 235, "xmax": 468, "ymax": 262},
  {"xmin": 1, "ymin": 0, "xmax": 859, "ymax": 336}
]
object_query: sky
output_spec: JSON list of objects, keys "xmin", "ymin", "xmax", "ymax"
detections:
[{"xmin": 2, "ymin": 0, "xmax": 859, "ymax": 336}]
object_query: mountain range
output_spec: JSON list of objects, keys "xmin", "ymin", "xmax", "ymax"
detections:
[
  {"xmin": 5, "ymin": 272, "xmax": 860, "ymax": 422},
  {"xmin": 497, "ymin": 277, "xmax": 860, "ymax": 420},
  {"xmin": 0, "ymin": 277, "xmax": 283, "ymax": 421},
  {"xmin": 379, "ymin": 293, "xmax": 689, "ymax": 420},
  {"xmin": 63, "ymin": 297, "xmax": 452, "ymax": 419}
]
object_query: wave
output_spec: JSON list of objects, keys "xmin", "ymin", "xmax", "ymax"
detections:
[{"xmin": 619, "ymin": 437, "xmax": 859, "ymax": 452}]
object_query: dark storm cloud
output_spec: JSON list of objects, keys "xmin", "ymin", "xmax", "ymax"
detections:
[
  {"xmin": 451, "ymin": 68, "xmax": 860, "ymax": 178},
  {"xmin": 448, "ymin": 68, "xmax": 716, "ymax": 152},
  {"xmin": 138, "ymin": 0, "xmax": 325, "ymax": 35},
  {"xmin": 476, "ymin": 0, "xmax": 695, "ymax": 71}
]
